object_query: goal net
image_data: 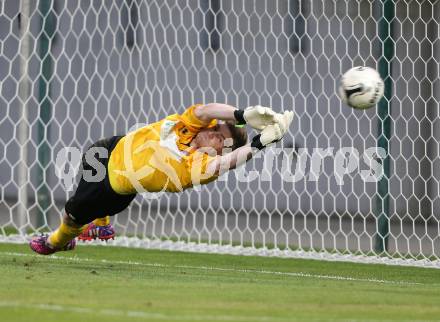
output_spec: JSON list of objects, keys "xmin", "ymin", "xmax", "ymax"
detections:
[{"xmin": 1, "ymin": 0, "xmax": 439, "ymax": 268}]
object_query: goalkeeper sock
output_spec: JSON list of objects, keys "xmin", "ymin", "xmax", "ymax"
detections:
[
  {"xmin": 93, "ymin": 216, "xmax": 110, "ymax": 226},
  {"xmin": 48, "ymin": 222, "xmax": 84, "ymax": 248}
]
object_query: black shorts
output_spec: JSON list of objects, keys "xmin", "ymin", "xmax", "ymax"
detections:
[{"xmin": 65, "ymin": 136, "xmax": 137, "ymax": 225}]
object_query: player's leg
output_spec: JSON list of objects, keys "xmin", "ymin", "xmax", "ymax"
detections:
[
  {"xmin": 30, "ymin": 138, "xmax": 110, "ymax": 254},
  {"xmin": 48, "ymin": 212, "xmax": 84, "ymax": 246},
  {"xmin": 30, "ymin": 136, "xmax": 136, "ymax": 255},
  {"xmin": 78, "ymin": 216, "xmax": 116, "ymax": 241},
  {"xmin": 29, "ymin": 212, "xmax": 83, "ymax": 255}
]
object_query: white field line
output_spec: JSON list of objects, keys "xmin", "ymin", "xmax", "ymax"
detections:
[
  {"xmin": 0, "ymin": 300, "xmax": 288, "ymax": 322},
  {"xmin": 3, "ymin": 235, "xmax": 440, "ymax": 270},
  {"xmin": 0, "ymin": 251, "xmax": 423, "ymax": 286},
  {"xmin": 1, "ymin": 301, "xmax": 436, "ymax": 322}
]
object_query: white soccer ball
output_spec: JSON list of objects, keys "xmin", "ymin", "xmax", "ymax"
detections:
[{"xmin": 338, "ymin": 66, "xmax": 384, "ymax": 109}]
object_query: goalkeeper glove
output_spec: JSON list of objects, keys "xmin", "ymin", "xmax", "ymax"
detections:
[
  {"xmin": 251, "ymin": 110, "xmax": 294, "ymax": 150},
  {"xmin": 234, "ymin": 105, "xmax": 277, "ymax": 130}
]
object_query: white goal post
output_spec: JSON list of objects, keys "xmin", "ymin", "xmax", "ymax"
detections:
[{"xmin": 1, "ymin": 0, "xmax": 439, "ymax": 268}]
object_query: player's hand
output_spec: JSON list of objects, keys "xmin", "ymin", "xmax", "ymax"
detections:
[
  {"xmin": 234, "ymin": 105, "xmax": 277, "ymax": 130},
  {"xmin": 261, "ymin": 110, "xmax": 293, "ymax": 144},
  {"xmin": 275, "ymin": 110, "xmax": 295, "ymax": 132},
  {"xmin": 251, "ymin": 110, "xmax": 294, "ymax": 150}
]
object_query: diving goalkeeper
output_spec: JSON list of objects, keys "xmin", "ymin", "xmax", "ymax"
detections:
[{"xmin": 30, "ymin": 103, "xmax": 294, "ymax": 255}]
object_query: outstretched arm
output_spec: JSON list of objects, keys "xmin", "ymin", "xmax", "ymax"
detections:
[
  {"xmin": 206, "ymin": 144, "xmax": 254, "ymax": 175},
  {"xmin": 194, "ymin": 103, "xmax": 237, "ymax": 123},
  {"xmin": 194, "ymin": 103, "xmax": 279, "ymax": 130},
  {"xmin": 206, "ymin": 110, "xmax": 295, "ymax": 175}
]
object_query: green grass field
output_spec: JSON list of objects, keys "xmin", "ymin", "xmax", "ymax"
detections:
[{"xmin": 0, "ymin": 243, "xmax": 439, "ymax": 322}]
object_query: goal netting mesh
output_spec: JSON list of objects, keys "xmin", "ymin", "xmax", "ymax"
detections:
[{"xmin": 1, "ymin": 0, "xmax": 440, "ymax": 268}]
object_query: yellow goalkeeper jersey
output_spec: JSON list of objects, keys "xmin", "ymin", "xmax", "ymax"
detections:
[{"xmin": 107, "ymin": 105, "xmax": 219, "ymax": 194}]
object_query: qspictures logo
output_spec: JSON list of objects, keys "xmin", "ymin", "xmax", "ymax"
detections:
[{"xmin": 55, "ymin": 123, "xmax": 386, "ymax": 197}]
